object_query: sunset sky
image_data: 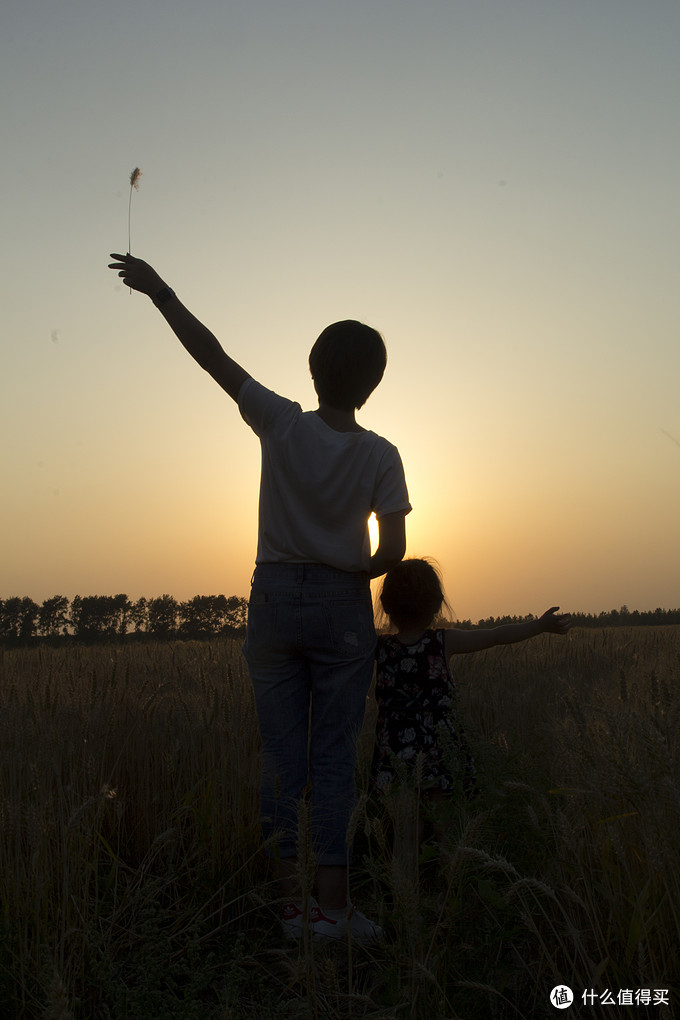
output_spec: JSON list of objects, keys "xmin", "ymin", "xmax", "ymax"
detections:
[{"xmin": 2, "ymin": 0, "xmax": 678, "ymax": 622}]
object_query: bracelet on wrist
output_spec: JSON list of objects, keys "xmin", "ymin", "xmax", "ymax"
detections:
[{"xmin": 153, "ymin": 286, "xmax": 176, "ymax": 308}]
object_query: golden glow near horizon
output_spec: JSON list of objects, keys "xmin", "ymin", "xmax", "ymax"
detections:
[
  {"xmin": 1, "ymin": 2, "xmax": 679, "ymax": 622},
  {"xmin": 368, "ymin": 513, "xmax": 379, "ymax": 556}
]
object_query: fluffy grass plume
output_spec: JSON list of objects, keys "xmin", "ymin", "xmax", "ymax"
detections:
[{"xmin": 127, "ymin": 166, "xmax": 142, "ymax": 256}]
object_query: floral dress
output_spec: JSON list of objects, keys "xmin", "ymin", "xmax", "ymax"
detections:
[{"xmin": 372, "ymin": 629, "xmax": 476, "ymax": 795}]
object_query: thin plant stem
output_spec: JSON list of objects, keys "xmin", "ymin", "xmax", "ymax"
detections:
[
  {"xmin": 128, "ymin": 187, "xmax": 133, "ymax": 256},
  {"xmin": 127, "ymin": 167, "xmax": 142, "ymax": 292}
]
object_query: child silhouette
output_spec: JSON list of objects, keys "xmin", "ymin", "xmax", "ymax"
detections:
[{"xmin": 372, "ymin": 558, "xmax": 571, "ymax": 855}]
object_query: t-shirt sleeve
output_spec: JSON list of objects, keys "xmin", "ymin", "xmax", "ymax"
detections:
[
  {"xmin": 238, "ymin": 378, "xmax": 300, "ymax": 436},
  {"xmin": 373, "ymin": 444, "xmax": 412, "ymax": 519}
]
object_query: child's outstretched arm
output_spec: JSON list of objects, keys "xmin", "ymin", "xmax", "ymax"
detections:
[
  {"xmin": 444, "ymin": 607, "xmax": 571, "ymax": 658},
  {"xmin": 108, "ymin": 253, "xmax": 250, "ymax": 401}
]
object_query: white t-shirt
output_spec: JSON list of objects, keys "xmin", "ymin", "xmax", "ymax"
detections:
[{"xmin": 239, "ymin": 378, "xmax": 411, "ymax": 573}]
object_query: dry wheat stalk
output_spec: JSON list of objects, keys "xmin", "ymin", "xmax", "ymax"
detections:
[
  {"xmin": 126, "ymin": 166, "xmax": 142, "ymax": 293},
  {"xmin": 128, "ymin": 166, "xmax": 141, "ymax": 255}
]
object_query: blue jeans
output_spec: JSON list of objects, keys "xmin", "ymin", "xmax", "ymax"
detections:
[{"xmin": 242, "ymin": 563, "xmax": 376, "ymax": 866}]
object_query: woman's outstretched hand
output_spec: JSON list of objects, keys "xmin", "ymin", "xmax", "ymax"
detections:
[
  {"xmin": 539, "ymin": 607, "xmax": 572, "ymax": 635},
  {"xmin": 108, "ymin": 253, "xmax": 165, "ymax": 297}
]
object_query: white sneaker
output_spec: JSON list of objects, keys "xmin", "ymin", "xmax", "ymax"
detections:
[
  {"xmin": 281, "ymin": 901, "xmax": 311, "ymax": 939},
  {"xmin": 311, "ymin": 902, "xmax": 384, "ymax": 944},
  {"xmin": 281, "ymin": 901, "xmax": 383, "ymax": 943}
]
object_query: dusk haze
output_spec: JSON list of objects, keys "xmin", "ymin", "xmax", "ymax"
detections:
[{"xmin": 2, "ymin": 1, "xmax": 678, "ymax": 622}]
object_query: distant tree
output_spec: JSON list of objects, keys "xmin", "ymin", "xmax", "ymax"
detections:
[
  {"xmin": 70, "ymin": 596, "xmax": 84, "ymax": 637},
  {"xmin": 569, "ymin": 607, "xmax": 680, "ymax": 628},
  {"xmin": 129, "ymin": 597, "xmax": 149, "ymax": 634},
  {"xmin": 0, "ymin": 597, "xmax": 39, "ymax": 644},
  {"xmin": 177, "ymin": 594, "xmax": 249, "ymax": 638},
  {"xmin": 147, "ymin": 595, "xmax": 179, "ymax": 637},
  {"xmin": 223, "ymin": 595, "xmax": 248, "ymax": 634},
  {"xmin": 476, "ymin": 613, "xmax": 535, "ymax": 628},
  {"xmin": 70, "ymin": 595, "xmax": 131, "ymax": 640},
  {"xmin": 179, "ymin": 595, "xmax": 226, "ymax": 638},
  {"xmin": 113, "ymin": 594, "xmax": 132, "ymax": 636},
  {"xmin": 38, "ymin": 595, "xmax": 70, "ymax": 638}
]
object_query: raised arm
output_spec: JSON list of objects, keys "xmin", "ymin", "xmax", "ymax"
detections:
[
  {"xmin": 108, "ymin": 253, "xmax": 250, "ymax": 401},
  {"xmin": 444, "ymin": 607, "xmax": 572, "ymax": 657}
]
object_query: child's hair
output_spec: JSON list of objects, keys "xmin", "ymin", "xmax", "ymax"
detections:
[
  {"xmin": 309, "ymin": 320, "xmax": 387, "ymax": 410},
  {"xmin": 378, "ymin": 557, "xmax": 449, "ymax": 630}
]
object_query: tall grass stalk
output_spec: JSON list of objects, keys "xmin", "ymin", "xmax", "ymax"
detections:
[{"xmin": 127, "ymin": 166, "xmax": 141, "ymax": 256}]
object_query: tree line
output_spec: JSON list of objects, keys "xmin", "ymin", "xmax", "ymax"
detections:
[
  {"xmin": 1, "ymin": 596, "xmax": 678, "ymax": 647},
  {"xmin": 461, "ymin": 605, "xmax": 680, "ymax": 629},
  {"xmin": 0, "ymin": 594, "xmax": 248, "ymax": 645}
]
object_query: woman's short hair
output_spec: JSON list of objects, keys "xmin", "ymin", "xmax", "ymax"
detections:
[{"xmin": 309, "ymin": 320, "xmax": 387, "ymax": 411}]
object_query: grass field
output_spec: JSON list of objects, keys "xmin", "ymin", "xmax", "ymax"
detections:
[{"xmin": 0, "ymin": 628, "xmax": 678, "ymax": 1019}]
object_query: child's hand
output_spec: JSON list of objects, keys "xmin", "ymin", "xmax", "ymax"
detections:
[
  {"xmin": 539, "ymin": 607, "xmax": 572, "ymax": 635},
  {"xmin": 108, "ymin": 253, "xmax": 165, "ymax": 297}
]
